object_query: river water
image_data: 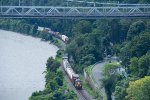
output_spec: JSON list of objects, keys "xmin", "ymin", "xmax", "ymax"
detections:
[{"xmin": 0, "ymin": 30, "xmax": 58, "ymax": 100}]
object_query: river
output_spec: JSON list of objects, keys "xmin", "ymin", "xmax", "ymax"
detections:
[{"xmin": 0, "ymin": 30, "xmax": 59, "ymax": 100}]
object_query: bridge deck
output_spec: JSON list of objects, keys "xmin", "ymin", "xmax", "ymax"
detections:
[{"xmin": 0, "ymin": 6, "xmax": 150, "ymax": 19}]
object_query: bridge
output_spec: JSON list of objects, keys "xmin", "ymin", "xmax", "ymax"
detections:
[{"xmin": 0, "ymin": 5, "xmax": 150, "ymax": 19}]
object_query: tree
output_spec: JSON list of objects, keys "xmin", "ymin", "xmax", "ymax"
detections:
[
  {"xmin": 114, "ymin": 77, "xmax": 138, "ymax": 100},
  {"xmin": 114, "ymin": 86, "xmax": 127, "ymax": 100},
  {"xmin": 109, "ymin": 19, "xmax": 121, "ymax": 43},
  {"xmin": 119, "ymin": 19, "xmax": 131, "ymax": 42},
  {"xmin": 46, "ymin": 57, "xmax": 60, "ymax": 72},
  {"xmin": 55, "ymin": 70, "xmax": 64, "ymax": 86},
  {"xmin": 128, "ymin": 51, "xmax": 150, "ymax": 77},
  {"xmin": 126, "ymin": 76, "xmax": 150, "ymax": 100},
  {"xmin": 23, "ymin": 24, "xmax": 31, "ymax": 34},
  {"xmin": 129, "ymin": 57, "xmax": 139, "ymax": 76},
  {"xmin": 127, "ymin": 21, "xmax": 145, "ymax": 40},
  {"xmin": 103, "ymin": 62, "xmax": 121, "ymax": 76},
  {"xmin": 30, "ymin": 23, "xmax": 38, "ymax": 36},
  {"xmin": 120, "ymin": 31, "xmax": 150, "ymax": 68},
  {"xmin": 102, "ymin": 62, "xmax": 121, "ymax": 100},
  {"xmin": 72, "ymin": 20, "xmax": 92, "ymax": 35},
  {"xmin": 138, "ymin": 51, "xmax": 150, "ymax": 77}
]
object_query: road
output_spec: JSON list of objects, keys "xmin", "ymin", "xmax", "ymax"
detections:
[
  {"xmin": 92, "ymin": 61, "xmax": 107, "ymax": 99},
  {"xmin": 92, "ymin": 57, "xmax": 120, "ymax": 100}
]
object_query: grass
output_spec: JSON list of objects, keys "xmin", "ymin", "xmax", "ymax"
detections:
[
  {"xmin": 85, "ymin": 65, "xmax": 97, "ymax": 83},
  {"xmin": 85, "ymin": 65, "xmax": 93, "ymax": 75},
  {"xmin": 80, "ymin": 75, "xmax": 101, "ymax": 99},
  {"xmin": 55, "ymin": 56, "xmax": 62, "ymax": 63},
  {"xmin": 83, "ymin": 64, "xmax": 105, "ymax": 100},
  {"xmin": 52, "ymin": 37, "xmax": 62, "ymax": 48}
]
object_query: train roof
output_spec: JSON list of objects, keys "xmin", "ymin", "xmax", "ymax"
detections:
[
  {"xmin": 63, "ymin": 59, "xmax": 71, "ymax": 68},
  {"xmin": 63, "ymin": 59, "xmax": 79, "ymax": 78},
  {"xmin": 73, "ymin": 74, "xmax": 79, "ymax": 78}
]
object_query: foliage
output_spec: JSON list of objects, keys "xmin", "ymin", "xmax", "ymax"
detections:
[
  {"xmin": 30, "ymin": 57, "xmax": 77, "ymax": 100},
  {"xmin": 46, "ymin": 57, "xmax": 60, "ymax": 72},
  {"xmin": 120, "ymin": 31, "xmax": 150, "ymax": 74},
  {"xmin": 66, "ymin": 32, "xmax": 103, "ymax": 73},
  {"xmin": 103, "ymin": 62, "xmax": 121, "ymax": 76},
  {"xmin": 72, "ymin": 20, "xmax": 92, "ymax": 35},
  {"xmin": 114, "ymin": 77, "xmax": 138, "ymax": 100},
  {"xmin": 127, "ymin": 21, "xmax": 145, "ymax": 40},
  {"xmin": 128, "ymin": 51, "xmax": 150, "ymax": 77},
  {"xmin": 102, "ymin": 62, "xmax": 122, "ymax": 99},
  {"xmin": 0, "ymin": 19, "xmax": 53, "ymax": 41},
  {"xmin": 126, "ymin": 76, "xmax": 150, "ymax": 100}
]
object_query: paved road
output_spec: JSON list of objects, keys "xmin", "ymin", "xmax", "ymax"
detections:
[
  {"xmin": 92, "ymin": 57, "xmax": 120, "ymax": 100},
  {"xmin": 92, "ymin": 61, "xmax": 107, "ymax": 98}
]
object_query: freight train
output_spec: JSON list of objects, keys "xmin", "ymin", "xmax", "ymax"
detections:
[
  {"xmin": 63, "ymin": 58, "xmax": 82, "ymax": 90},
  {"xmin": 39, "ymin": 27, "xmax": 69, "ymax": 43},
  {"xmin": 53, "ymin": 32, "xmax": 69, "ymax": 43}
]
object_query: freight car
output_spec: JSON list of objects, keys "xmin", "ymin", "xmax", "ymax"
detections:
[
  {"xmin": 61, "ymin": 35, "xmax": 69, "ymax": 43},
  {"xmin": 63, "ymin": 59, "xmax": 82, "ymax": 90},
  {"xmin": 51, "ymin": 32, "xmax": 69, "ymax": 43}
]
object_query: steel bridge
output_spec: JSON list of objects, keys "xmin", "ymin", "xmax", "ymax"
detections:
[{"xmin": 0, "ymin": 5, "xmax": 150, "ymax": 19}]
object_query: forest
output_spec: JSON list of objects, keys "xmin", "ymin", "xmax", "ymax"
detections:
[{"xmin": 0, "ymin": 0, "xmax": 150, "ymax": 100}]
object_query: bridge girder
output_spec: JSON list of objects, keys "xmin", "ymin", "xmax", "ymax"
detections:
[{"xmin": 0, "ymin": 6, "xmax": 150, "ymax": 18}]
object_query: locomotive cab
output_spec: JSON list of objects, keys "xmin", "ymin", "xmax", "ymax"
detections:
[
  {"xmin": 73, "ymin": 74, "xmax": 82, "ymax": 90},
  {"xmin": 75, "ymin": 78, "xmax": 82, "ymax": 89}
]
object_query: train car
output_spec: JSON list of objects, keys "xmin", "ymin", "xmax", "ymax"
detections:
[
  {"xmin": 61, "ymin": 35, "xmax": 69, "ymax": 43},
  {"xmin": 63, "ymin": 59, "xmax": 82, "ymax": 90}
]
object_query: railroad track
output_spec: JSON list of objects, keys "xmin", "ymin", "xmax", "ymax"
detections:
[
  {"xmin": 60, "ymin": 62, "xmax": 90, "ymax": 100},
  {"xmin": 77, "ymin": 89, "xmax": 90, "ymax": 100}
]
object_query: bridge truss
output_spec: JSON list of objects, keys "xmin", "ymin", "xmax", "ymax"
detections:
[{"xmin": 0, "ymin": 6, "xmax": 150, "ymax": 19}]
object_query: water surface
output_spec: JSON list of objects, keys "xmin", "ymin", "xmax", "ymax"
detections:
[{"xmin": 0, "ymin": 30, "xmax": 58, "ymax": 100}]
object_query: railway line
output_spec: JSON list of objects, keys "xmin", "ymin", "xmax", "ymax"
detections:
[
  {"xmin": 60, "ymin": 61, "xmax": 91, "ymax": 100},
  {"xmin": 46, "ymin": 29, "xmax": 91, "ymax": 100},
  {"xmin": 77, "ymin": 90, "xmax": 90, "ymax": 100}
]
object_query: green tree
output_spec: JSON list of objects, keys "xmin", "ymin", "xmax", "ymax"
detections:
[
  {"xmin": 126, "ymin": 76, "xmax": 150, "ymax": 100},
  {"xmin": 127, "ymin": 21, "xmax": 145, "ymax": 40},
  {"xmin": 23, "ymin": 24, "xmax": 31, "ymax": 34},
  {"xmin": 102, "ymin": 62, "xmax": 121, "ymax": 99},
  {"xmin": 129, "ymin": 57, "xmax": 139, "ymax": 76},
  {"xmin": 30, "ymin": 23, "xmax": 38, "ymax": 36},
  {"xmin": 46, "ymin": 57, "xmax": 60, "ymax": 72},
  {"xmin": 114, "ymin": 77, "xmax": 138, "ymax": 100},
  {"xmin": 138, "ymin": 52, "xmax": 150, "ymax": 77},
  {"xmin": 72, "ymin": 20, "xmax": 92, "ymax": 35},
  {"xmin": 120, "ymin": 31, "xmax": 150, "ymax": 68},
  {"xmin": 109, "ymin": 19, "xmax": 121, "ymax": 43}
]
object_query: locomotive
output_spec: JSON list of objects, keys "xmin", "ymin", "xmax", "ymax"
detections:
[{"xmin": 63, "ymin": 58, "xmax": 82, "ymax": 90}]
